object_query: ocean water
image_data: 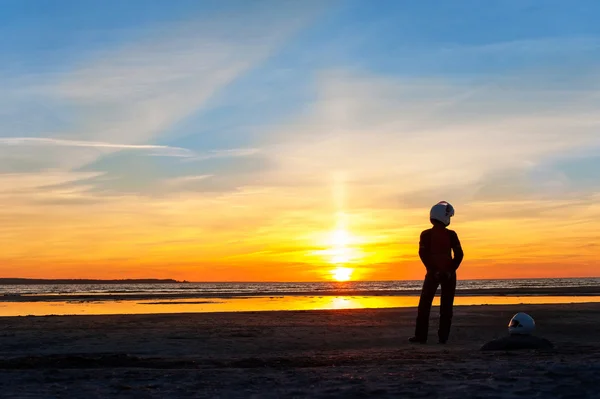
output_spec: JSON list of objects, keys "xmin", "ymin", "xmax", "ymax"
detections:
[
  {"xmin": 2, "ymin": 278, "xmax": 600, "ymax": 296},
  {"xmin": 2, "ymin": 278, "xmax": 600, "ymax": 316}
]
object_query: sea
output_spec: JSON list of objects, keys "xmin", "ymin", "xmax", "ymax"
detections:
[
  {"xmin": 1, "ymin": 278, "xmax": 600, "ymax": 296},
  {"xmin": 2, "ymin": 278, "xmax": 600, "ymax": 317}
]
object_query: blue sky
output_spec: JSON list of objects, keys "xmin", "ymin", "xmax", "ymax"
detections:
[
  {"xmin": 2, "ymin": 0, "xmax": 600, "ymax": 197},
  {"xmin": 1, "ymin": 1, "xmax": 600, "ymax": 279}
]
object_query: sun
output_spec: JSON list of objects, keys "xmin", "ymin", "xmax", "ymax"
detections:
[
  {"xmin": 310, "ymin": 226, "xmax": 363, "ymax": 281},
  {"xmin": 323, "ymin": 228, "xmax": 361, "ymax": 282},
  {"xmin": 331, "ymin": 266, "xmax": 353, "ymax": 282}
]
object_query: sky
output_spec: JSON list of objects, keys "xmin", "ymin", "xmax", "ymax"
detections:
[{"xmin": 1, "ymin": 0, "xmax": 600, "ymax": 281}]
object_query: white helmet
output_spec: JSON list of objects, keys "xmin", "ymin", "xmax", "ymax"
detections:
[
  {"xmin": 508, "ymin": 312, "xmax": 535, "ymax": 335},
  {"xmin": 430, "ymin": 201, "xmax": 455, "ymax": 226}
]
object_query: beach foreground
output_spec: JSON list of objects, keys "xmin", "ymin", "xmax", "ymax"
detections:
[{"xmin": 1, "ymin": 304, "xmax": 600, "ymax": 398}]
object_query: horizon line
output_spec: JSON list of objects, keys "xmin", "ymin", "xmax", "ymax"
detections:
[{"xmin": 1, "ymin": 276, "xmax": 600, "ymax": 284}]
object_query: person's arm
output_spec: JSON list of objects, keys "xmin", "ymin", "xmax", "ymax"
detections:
[
  {"xmin": 418, "ymin": 230, "xmax": 433, "ymax": 273},
  {"xmin": 450, "ymin": 231, "xmax": 464, "ymax": 271}
]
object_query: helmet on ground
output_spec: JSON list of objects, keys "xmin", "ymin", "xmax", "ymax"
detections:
[
  {"xmin": 508, "ymin": 312, "xmax": 535, "ymax": 335},
  {"xmin": 430, "ymin": 201, "xmax": 455, "ymax": 226}
]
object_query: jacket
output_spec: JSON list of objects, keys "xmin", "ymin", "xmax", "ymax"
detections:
[{"xmin": 419, "ymin": 224, "xmax": 464, "ymax": 273}]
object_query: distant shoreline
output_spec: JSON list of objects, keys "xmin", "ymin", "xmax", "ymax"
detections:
[
  {"xmin": 2, "ymin": 277, "xmax": 599, "ymax": 285},
  {"xmin": 0, "ymin": 278, "xmax": 187, "ymax": 285}
]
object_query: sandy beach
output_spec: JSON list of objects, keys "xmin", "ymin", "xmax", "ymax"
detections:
[{"xmin": 1, "ymin": 303, "xmax": 600, "ymax": 398}]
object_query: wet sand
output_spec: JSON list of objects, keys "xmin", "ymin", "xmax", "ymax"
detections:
[{"xmin": 1, "ymin": 303, "xmax": 600, "ymax": 398}]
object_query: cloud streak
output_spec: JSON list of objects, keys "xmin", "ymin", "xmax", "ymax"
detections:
[
  {"xmin": 259, "ymin": 69, "xmax": 600, "ymax": 198},
  {"xmin": 181, "ymin": 148, "xmax": 261, "ymax": 162},
  {"xmin": 164, "ymin": 174, "xmax": 213, "ymax": 186},
  {"xmin": 0, "ymin": 137, "xmax": 260, "ymax": 162},
  {"xmin": 42, "ymin": 5, "xmax": 320, "ymax": 170},
  {"xmin": 1, "ymin": 2, "xmax": 322, "ymax": 175},
  {"xmin": 0, "ymin": 137, "xmax": 195, "ymax": 157}
]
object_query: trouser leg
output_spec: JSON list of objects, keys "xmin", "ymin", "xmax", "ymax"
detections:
[
  {"xmin": 438, "ymin": 272, "xmax": 457, "ymax": 342},
  {"xmin": 414, "ymin": 273, "xmax": 439, "ymax": 340}
]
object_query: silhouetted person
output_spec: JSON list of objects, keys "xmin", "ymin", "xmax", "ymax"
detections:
[{"xmin": 409, "ymin": 201, "xmax": 464, "ymax": 344}]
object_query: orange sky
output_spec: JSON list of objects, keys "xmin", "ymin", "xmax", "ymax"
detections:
[{"xmin": 1, "ymin": 189, "xmax": 599, "ymax": 281}]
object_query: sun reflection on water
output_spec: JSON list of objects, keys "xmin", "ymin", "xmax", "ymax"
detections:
[{"xmin": 2, "ymin": 295, "xmax": 600, "ymax": 316}]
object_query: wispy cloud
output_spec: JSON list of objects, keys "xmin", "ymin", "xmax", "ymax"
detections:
[
  {"xmin": 2, "ymin": 3, "xmax": 321, "ymax": 175},
  {"xmin": 258, "ymin": 69, "xmax": 600, "ymax": 198},
  {"xmin": 181, "ymin": 148, "xmax": 261, "ymax": 162},
  {"xmin": 0, "ymin": 171, "xmax": 103, "ymax": 193},
  {"xmin": 0, "ymin": 3, "xmax": 321, "ymax": 204},
  {"xmin": 165, "ymin": 174, "xmax": 213, "ymax": 186},
  {"xmin": 44, "ymin": 7, "xmax": 320, "ymax": 169},
  {"xmin": 0, "ymin": 137, "xmax": 195, "ymax": 157}
]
